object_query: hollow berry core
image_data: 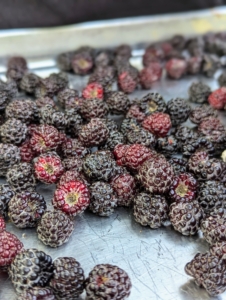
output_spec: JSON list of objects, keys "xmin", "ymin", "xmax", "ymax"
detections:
[
  {"xmin": 44, "ymin": 163, "xmax": 54, "ymax": 174},
  {"xmin": 148, "ymin": 100, "xmax": 158, "ymax": 112},
  {"xmin": 66, "ymin": 192, "xmax": 79, "ymax": 205},
  {"xmin": 175, "ymin": 182, "xmax": 188, "ymax": 197},
  {"xmin": 97, "ymin": 276, "xmax": 109, "ymax": 286}
]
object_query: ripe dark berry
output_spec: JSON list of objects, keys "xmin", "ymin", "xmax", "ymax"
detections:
[
  {"xmin": 137, "ymin": 156, "xmax": 174, "ymax": 194},
  {"xmin": 18, "ymin": 287, "xmax": 56, "ymax": 300},
  {"xmin": 127, "ymin": 127, "xmax": 156, "ymax": 148},
  {"xmin": 35, "ymin": 73, "xmax": 68, "ymax": 98},
  {"xmin": 79, "ymin": 118, "xmax": 109, "ymax": 147},
  {"xmin": 120, "ymin": 118, "xmax": 140, "ymax": 136},
  {"xmin": 72, "ymin": 50, "xmax": 94, "ymax": 75},
  {"xmin": 37, "ymin": 210, "xmax": 74, "ymax": 247},
  {"xmin": 167, "ymin": 98, "xmax": 191, "ymax": 126},
  {"xmin": 53, "ymin": 180, "xmax": 90, "ymax": 217},
  {"xmin": 139, "ymin": 62, "xmax": 162, "ymax": 89},
  {"xmin": 34, "ymin": 152, "xmax": 64, "ymax": 184},
  {"xmin": 6, "ymin": 56, "xmax": 28, "ymax": 83},
  {"xmin": 133, "ymin": 193, "xmax": 169, "ymax": 228},
  {"xmin": 57, "ymin": 51, "xmax": 74, "ymax": 71},
  {"xmin": 35, "ymin": 97, "xmax": 55, "ymax": 111},
  {"xmin": 39, "ymin": 104, "xmax": 67, "ymax": 132},
  {"xmin": 198, "ymin": 117, "xmax": 225, "ymax": 135},
  {"xmin": 62, "ymin": 156, "xmax": 83, "ymax": 171},
  {"xmin": 218, "ymin": 71, "xmax": 226, "ymax": 87},
  {"xmin": 201, "ymin": 215, "xmax": 226, "ymax": 244},
  {"xmin": 106, "ymin": 91, "xmax": 129, "ymax": 114},
  {"xmin": 89, "ymin": 66, "xmax": 115, "ymax": 91},
  {"xmin": 80, "ymin": 98, "xmax": 108, "ymax": 119},
  {"xmin": 189, "ymin": 81, "xmax": 211, "ymax": 104},
  {"xmin": 208, "ymin": 87, "xmax": 226, "ymax": 109},
  {"xmin": 49, "ymin": 257, "xmax": 85, "ymax": 299},
  {"xmin": 0, "ymin": 118, "xmax": 27, "ymax": 145},
  {"xmin": 82, "ymin": 82, "xmax": 104, "ymax": 100},
  {"xmin": 166, "ymin": 58, "xmax": 187, "ymax": 79},
  {"xmin": 156, "ymin": 135, "xmax": 178, "ymax": 157},
  {"xmin": 62, "ymin": 138, "xmax": 90, "ymax": 158},
  {"xmin": 19, "ymin": 139, "xmax": 35, "ymax": 163},
  {"xmin": 89, "ymin": 181, "xmax": 117, "ymax": 216},
  {"xmin": 168, "ymin": 157, "xmax": 188, "ymax": 175},
  {"xmin": 117, "ymin": 64, "xmax": 138, "ymax": 93},
  {"xmin": 57, "ymin": 88, "xmax": 79, "ymax": 108},
  {"xmin": 9, "ymin": 248, "xmax": 53, "ymax": 295},
  {"xmin": 168, "ymin": 173, "xmax": 198, "ymax": 203},
  {"xmin": 143, "ymin": 45, "xmax": 164, "ymax": 66},
  {"xmin": 189, "ymin": 104, "xmax": 217, "ymax": 124},
  {"xmin": 138, "ymin": 92, "xmax": 167, "ymax": 116},
  {"xmin": 169, "ymin": 200, "xmax": 203, "ymax": 235},
  {"xmin": 142, "ymin": 112, "xmax": 172, "ymax": 137},
  {"xmin": 0, "ymin": 184, "xmax": 15, "ymax": 218},
  {"xmin": 6, "ymin": 162, "xmax": 36, "ymax": 192},
  {"xmin": 5, "ymin": 99, "xmax": 36, "ymax": 124},
  {"xmin": 0, "ymin": 216, "xmax": 5, "ymax": 231},
  {"xmin": 102, "ymin": 130, "xmax": 125, "ymax": 151},
  {"xmin": 20, "ymin": 73, "xmax": 40, "ymax": 94},
  {"xmin": 202, "ymin": 54, "xmax": 220, "ymax": 77},
  {"xmin": 182, "ymin": 137, "xmax": 215, "ymax": 157},
  {"xmin": 0, "ymin": 230, "xmax": 24, "ymax": 271},
  {"xmin": 85, "ymin": 264, "xmax": 132, "ymax": 300},
  {"xmin": 126, "ymin": 105, "xmax": 146, "ymax": 122},
  {"xmin": 0, "ymin": 143, "xmax": 21, "ymax": 176},
  {"xmin": 110, "ymin": 173, "xmax": 136, "ymax": 207}
]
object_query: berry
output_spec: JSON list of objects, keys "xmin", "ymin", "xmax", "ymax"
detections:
[
  {"xmin": 85, "ymin": 264, "xmax": 132, "ymax": 300},
  {"xmin": 0, "ymin": 118, "xmax": 27, "ymax": 145},
  {"xmin": 188, "ymin": 151, "xmax": 223, "ymax": 181},
  {"xmin": 123, "ymin": 144, "xmax": 153, "ymax": 171},
  {"xmin": 49, "ymin": 257, "xmax": 85, "ymax": 299},
  {"xmin": 208, "ymin": 87, "xmax": 226, "ymax": 109},
  {"xmin": 102, "ymin": 130, "xmax": 125, "ymax": 151},
  {"xmin": 189, "ymin": 81, "xmax": 211, "ymax": 104},
  {"xmin": 120, "ymin": 118, "xmax": 140, "ymax": 136},
  {"xmin": 72, "ymin": 50, "xmax": 94, "ymax": 75},
  {"xmin": 113, "ymin": 144, "xmax": 130, "ymax": 166},
  {"xmin": 89, "ymin": 181, "xmax": 117, "ymax": 216},
  {"xmin": 19, "ymin": 139, "xmax": 35, "ymax": 162},
  {"xmin": 170, "ymin": 35, "xmax": 186, "ymax": 50},
  {"xmin": 187, "ymin": 56, "xmax": 202, "ymax": 74},
  {"xmin": 57, "ymin": 88, "xmax": 79, "ymax": 108},
  {"xmin": 6, "ymin": 56, "xmax": 27, "ymax": 83},
  {"xmin": 198, "ymin": 181, "xmax": 226, "ymax": 216},
  {"xmin": 8, "ymin": 191, "xmax": 46, "ymax": 228},
  {"xmin": 168, "ymin": 173, "xmax": 198, "ymax": 203},
  {"xmin": 40, "ymin": 105, "xmax": 67, "ymax": 131},
  {"xmin": 202, "ymin": 54, "xmax": 219, "ymax": 77},
  {"xmin": 168, "ymin": 157, "xmax": 187, "ymax": 175},
  {"xmin": 0, "ymin": 216, "xmax": 5, "ymax": 231},
  {"xmin": 156, "ymin": 135, "xmax": 178, "ymax": 157},
  {"xmin": 0, "ymin": 231, "xmax": 24, "ymax": 271},
  {"xmin": 95, "ymin": 49, "xmax": 113, "ymax": 67},
  {"xmin": 83, "ymin": 150, "xmax": 118, "ymax": 181},
  {"xmin": 189, "ymin": 105, "xmax": 217, "ymax": 124},
  {"xmin": 35, "ymin": 97, "xmax": 55, "ymax": 110},
  {"xmin": 169, "ymin": 200, "xmax": 203, "ymax": 235},
  {"xmin": 110, "ymin": 173, "xmax": 136, "ymax": 207},
  {"xmin": 65, "ymin": 95, "xmax": 84, "ymax": 111},
  {"xmin": 201, "ymin": 215, "xmax": 226, "ymax": 244},
  {"xmin": 80, "ymin": 98, "xmax": 108, "ymax": 119},
  {"xmin": 106, "ymin": 91, "xmax": 129, "ymax": 114},
  {"xmin": 30, "ymin": 124, "xmax": 62, "ymax": 155},
  {"xmin": 143, "ymin": 45, "xmax": 164, "ymax": 66},
  {"xmin": 0, "ymin": 80, "xmax": 18, "ymax": 111},
  {"xmin": 0, "ymin": 184, "xmax": 15, "ymax": 217},
  {"xmin": 78, "ymin": 118, "xmax": 109, "ymax": 147},
  {"xmin": 182, "ymin": 137, "xmax": 215, "ymax": 157},
  {"xmin": 37, "ymin": 210, "xmax": 74, "ymax": 247},
  {"xmin": 0, "ymin": 143, "xmax": 21, "ymax": 176},
  {"xmin": 9, "ymin": 248, "xmax": 53, "ymax": 295},
  {"xmin": 166, "ymin": 98, "xmax": 190, "ymax": 126},
  {"xmin": 137, "ymin": 156, "xmax": 174, "ymax": 194},
  {"xmin": 142, "ymin": 112, "xmax": 172, "ymax": 137},
  {"xmin": 20, "ymin": 73, "xmax": 40, "ymax": 94},
  {"xmin": 126, "ymin": 105, "xmax": 146, "ymax": 122},
  {"xmin": 52, "ymin": 180, "xmax": 90, "ymax": 216},
  {"xmin": 138, "ymin": 92, "xmax": 167, "ymax": 116},
  {"xmin": 6, "ymin": 162, "xmax": 36, "ymax": 192},
  {"xmin": 115, "ymin": 44, "xmax": 132, "ymax": 59},
  {"xmin": 198, "ymin": 117, "xmax": 225, "ymax": 135},
  {"xmin": 57, "ymin": 169, "xmax": 89, "ymax": 187},
  {"xmin": 133, "ymin": 193, "xmax": 168, "ymax": 228},
  {"xmin": 89, "ymin": 66, "xmax": 115, "ymax": 91},
  {"xmin": 57, "ymin": 51, "xmax": 74, "ymax": 71},
  {"xmin": 5, "ymin": 99, "xmax": 36, "ymax": 124},
  {"xmin": 34, "ymin": 152, "xmax": 64, "ymax": 184},
  {"xmin": 127, "ymin": 127, "xmax": 156, "ymax": 148},
  {"xmin": 61, "ymin": 138, "xmax": 89, "ymax": 159},
  {"xmin": 82, "ymin": 82, "xmax": 104, "ymax": 100},
  {"xmin": 165, "ymin": 58, "xmax": 187, "ymax": 79},
  {"xmin": 185, "ymin": 252, "xmax": 226, "ymax": 296},
  {"xmin": 62, "ymin": 156, "xmax": 83, "ymax": 171},
  {"xmin": 139, "ymin": 62, "xmax": 162, "ymax": 89},
  {"xmin": 204, "ymin": 130, "xmax": 226, "ymax": 155},
  {"xmin": 117, "ymin": 64, "xmax": 138, "ymax": 93},
  {"xmin": 218, "ymin": 71, "xmax": 226, "ymax": 87},
  {"xmin": 100, "ymin": 118, "xmax": 118, "ymax": 131},
  {"xmin": 18, "ymin": 287, "xmax": 56, "ymax": 300},
  {"xmin": 65, "ymin": 108, "xmax": 83, "ymax": 137}
]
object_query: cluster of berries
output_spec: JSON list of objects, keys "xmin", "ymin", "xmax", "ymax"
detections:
[{"xmin": 0, "ymin": 31, "xmax": 226, "ymax": 298}]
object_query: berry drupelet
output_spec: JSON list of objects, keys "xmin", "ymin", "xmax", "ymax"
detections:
[
  {"xmin": 49, "ymin": 257, "xmax": 85, "ymax": 299},
  {"xmin": 85, "ymin": 264, "xmax": 132, "ymax": 300},
  {"xmin": 18, "ymin": 287, "xmax": 56, "ymax": 300},
  {"xmin": 37, "ymin": 210, "xmax": 74, "ymax": 247},
  {"xmin": 133, "ymin": 193, "xmax": 169, "ymax": 228}
]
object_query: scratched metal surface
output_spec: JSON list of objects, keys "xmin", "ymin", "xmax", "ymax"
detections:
[{"xmin": 1, "ymin": 10, "xmax": 226, "ymax": 300}]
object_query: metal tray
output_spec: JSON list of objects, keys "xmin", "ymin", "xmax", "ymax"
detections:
[{"xmin": 1, "ymin": 7, "xmax": 226, "ymax": 300}]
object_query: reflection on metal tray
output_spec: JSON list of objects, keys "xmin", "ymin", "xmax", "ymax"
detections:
[{"xmin": 1, "ymin": 7, "xmax": 226, "ymax": 300}]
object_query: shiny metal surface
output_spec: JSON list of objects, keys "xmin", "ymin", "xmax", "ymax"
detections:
[{"xmin": 1, "ymin": 9, "xmax": 226, "ymax": 300}]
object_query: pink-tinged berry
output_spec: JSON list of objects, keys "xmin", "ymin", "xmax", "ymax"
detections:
[
  {"xmin": 126, "ymin": 105, "xmax": 146, "ymax": 122},
  {"xmin": 52, "ymin": 180, "xmax": 90, "ymax": 216},
  {"xmin": 0, "ymin": 216, "xmax": 5, "ymax": 231},
  {"xmin": 0, "ymin": 230, "xmax": 24, "ymax": 270},
  {"xmin": 82, "ymin": 82, "xmax": 104, "ymax": 100},
  {"xmin": 208, "ymin": 87, "xmax": 226, "ymax": 109},
  {"xmin": 166, "ymin": 58, "xmax": 187, "ymax": 79},
  {"xmin": 139, "ymin": 62, "xmax": 162, "ymax": 89},
  {"xmin": 19, "ymin": 139, "xmax": 35, "ymax": 163},
  {"xmin": 142, "ymin": 112, "xmax": 172, "ymax": 137},
  {"xmin": 113, "ymin": 144, "xmax": 130, "ymax": 166},
  {"xmin": 143, "ymin": 46, "xmax": 164, "ymax": 66},
  {"xmin": 110, "ymin": 173, "xmax": 136, "ymax": 206},
  {"xmin": 34, "ymin": 152, "xmax": 64, "ymax": 184},
  {"xmin": 117, "ymin": 65, "xmax": 138, "ymax": 94},
  {"xmin": 124, "ymin": 144, "xmax": 154, "ymax": 171}
]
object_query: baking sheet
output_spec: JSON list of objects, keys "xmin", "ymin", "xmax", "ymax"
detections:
[{"xmin": 0, "ymin": 7, "xmax": 226, "ymax": 300}]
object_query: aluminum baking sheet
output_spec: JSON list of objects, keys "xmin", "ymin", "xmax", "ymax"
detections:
[{"xmin": 1, "ymin": 7, "xmax": 226, "ymax": 300}]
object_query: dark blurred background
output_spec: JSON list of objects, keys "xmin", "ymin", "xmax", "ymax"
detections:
[{"xmin": 0, "ymin": 0, "xmax": 225, "ymax": 29}]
